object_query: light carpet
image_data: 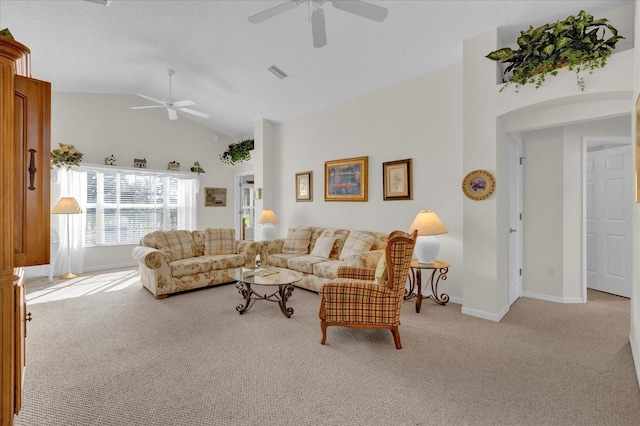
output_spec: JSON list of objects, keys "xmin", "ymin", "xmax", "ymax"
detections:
[{"xmin": 14, "ymin": 268, "xmax": 640, "ymax": 425}]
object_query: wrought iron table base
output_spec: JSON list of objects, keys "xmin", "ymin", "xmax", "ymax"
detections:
[
  {"xmin": 405, "ymin": 265, "xmax": 449, "ymax": 313},
  {"xmin": 236, "ymin": 282, "xmax": 295, "ymax": 318}
]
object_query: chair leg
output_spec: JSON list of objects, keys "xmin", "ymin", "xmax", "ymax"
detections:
[
  {"xmin": 390, "ymin": 328, "xmax": 402, "ymax": 350},
  {"xmin": 320, "ymin": 320, "xmax": 327, "ymax": 345}
]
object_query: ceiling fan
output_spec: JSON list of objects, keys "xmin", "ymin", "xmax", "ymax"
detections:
[
  {"xmin": 248, "ymin": 0, "xmax": 388, "ymax": 48},
  {"xmin": 130, "ymin": 69, "xmax": 209, "ymax": 121}
]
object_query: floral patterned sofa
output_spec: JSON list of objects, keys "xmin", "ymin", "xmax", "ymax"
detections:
[
  {"xmin": 132, "ymin": 228, "xmax": 260, "ymax": 299},
  {"xmin": 259, "ymin": 226, "xmax": 388, "ymax": 293}
]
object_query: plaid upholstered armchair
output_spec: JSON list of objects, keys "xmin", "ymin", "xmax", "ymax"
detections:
[{"xmin": 319, "ymin": 230, "xmax": 417, "ymax": 350}]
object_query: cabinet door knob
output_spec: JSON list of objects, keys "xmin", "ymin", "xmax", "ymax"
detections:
[
  {"xmin": 26, "ymin": 312, "xmax": 32, "ymax": 322},
  {"xmin": 28, "ymin": 148, "xmax": 37, "ymax": 190}
]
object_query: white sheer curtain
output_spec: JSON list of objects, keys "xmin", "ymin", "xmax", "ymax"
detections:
[
  {"xmin": 52, "ymin": 168, "xmax": 87, "ymax": 276},
  {"xmin": 178, "ymin": 177, "xmax": 199, "ymax": 230}
]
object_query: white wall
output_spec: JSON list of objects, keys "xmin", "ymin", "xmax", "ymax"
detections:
[
  {"xmin": 274, "ymin": 64, "xmax": 464, "ymax": 302},
  {"xmin": 50, "ymin": 93, "xmax": 237, "ymax": 270}
]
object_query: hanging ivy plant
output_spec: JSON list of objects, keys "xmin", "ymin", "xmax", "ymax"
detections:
[
  {"xmin": 219, "ymin": 138, "xmax": 254, "ymax": 165},
  {"xmin": 486, "ymin": 10, "xmax": 623, "ymax": 92}
]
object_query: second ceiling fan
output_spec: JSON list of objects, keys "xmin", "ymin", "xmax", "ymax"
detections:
[
  {"xmin": 248, "ymin": 0, "xmax": 389, "ymax": 48},
  {"xmin": 131, "ymin": 69, "xmax": 209, "ymax": 121}
]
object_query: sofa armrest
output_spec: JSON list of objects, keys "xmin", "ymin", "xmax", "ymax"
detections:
[
  {"xmin": 237, "ymin": 240, "xmax": 262, "ymax": 266},
  {"xmin": 337, "ymin": 266, "xmax": 376, "ymax": 281},
  {"xmin": 132, "ymin": 246, "xmax": 172, "ymax": 297},
  {"xmin": 343, "ymin": 249, "xmax": 384, "ymax": 269}
]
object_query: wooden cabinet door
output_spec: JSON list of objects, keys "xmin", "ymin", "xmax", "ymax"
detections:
[{"xmin": 14, "ymin": 75, "xmax": 51, "ymax": 267}]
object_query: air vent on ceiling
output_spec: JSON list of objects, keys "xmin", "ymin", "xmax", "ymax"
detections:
[{"xmin": 267, "ymin": 64, "xmax": 288, "ymax": 79}]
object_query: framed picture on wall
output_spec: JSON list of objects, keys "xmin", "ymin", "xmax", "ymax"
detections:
[
  {"xmin": 383, "ymin": 158, "xmax": 412, "ymax": 200},
  {"xmin": 296, "ymin": 171, "xmax": 313, "ymax": 202},
  {"xmin": 205, "ymin": 187, "xmax": 227, "ymax": 207},
  {"xmin": 324, "ymin": 156, "xmax": 368, "ymax": 202}
]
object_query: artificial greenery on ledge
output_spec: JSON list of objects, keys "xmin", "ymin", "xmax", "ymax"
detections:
[
  {"xmin": 51, "ymin": 143, "xmax": 84, "ymax": 169},
  {"xmin": 219, "ymin": 138, "xmax": 254, "ymax": 165},
  {"xmin": 486, "ymin": 10, "xmax": 623, "ymax": 92}
]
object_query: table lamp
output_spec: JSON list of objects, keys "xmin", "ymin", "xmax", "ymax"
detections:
[
  {"xmin": 51, "ymin": 197, "xmax": 83, "ymax": 279},
  {"xmin": 257, "ymin": 209, "xmax": 278, "ymax": 240},
  {"xmin": 409, "ymin": 210, "xmax": 448, "ymax": 265}
]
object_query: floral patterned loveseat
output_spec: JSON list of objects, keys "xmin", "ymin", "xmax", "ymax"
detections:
[
  {"xmin": 259, "ymin": 226, "xmax": 388, "ymax": 293},
  {"xmin": 132, "ymin": 228, "xmax": 260, "ymax": 299}
]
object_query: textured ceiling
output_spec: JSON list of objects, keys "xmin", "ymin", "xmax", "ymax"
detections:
[{"xmin": 0, "ymin": 0, "xmax": 632, "ymax": 139}]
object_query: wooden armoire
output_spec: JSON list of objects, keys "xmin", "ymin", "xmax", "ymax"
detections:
[{"xmin": 0, "ymin": 36, "xmax": 51, "ymax": 425}]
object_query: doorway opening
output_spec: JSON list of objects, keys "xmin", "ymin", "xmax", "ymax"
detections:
[{"xmin": 235, "ymin": 172, "xmax": 255, "ymax": 240}]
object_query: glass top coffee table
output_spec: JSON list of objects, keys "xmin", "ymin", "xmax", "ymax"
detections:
[{"xmin": 229, "ymin": 267, "xmax": 303, "ymax": 318}]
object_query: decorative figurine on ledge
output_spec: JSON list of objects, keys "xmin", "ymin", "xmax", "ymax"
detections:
[
  {"xmin": 168, "ymin": 161, "xmax": 180, "ymax": 171},
  {"xmin": 190, "ymin": 161, "xmax": 205, "ymax": 174},
  {"xmin": 104, "ymin": 154, "xmax": 116, "ymax": 166},
  {"xmin": 134, "ymin": 158, "xmax": 147, "ymax": 168}
]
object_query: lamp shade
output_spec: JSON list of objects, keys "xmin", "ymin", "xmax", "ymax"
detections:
[
  {"xmin": 51, "ymin": 197, "xmax": 83, "ymax": 214},
  {"xmin": 257, "ymin": 209, "xmax": 278, "ymax": 224},
  {"xmin": 409, "ymin": 210, "xmax": 447, "ymax": 265},
  {"xmin": 408, "ymin": 210, "xmax": 447, "ymax": 236}
]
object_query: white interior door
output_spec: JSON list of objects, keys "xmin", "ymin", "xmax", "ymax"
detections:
[
  {"xmin": 586, "ymin": 145, "xmax": 632, "ymax": 298},
  {"xmin": 508, "ymin": 137, "xmax": 523, "ymax": 305}
]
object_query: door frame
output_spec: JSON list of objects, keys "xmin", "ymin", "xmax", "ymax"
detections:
[
  {"xmin": 508, "ymin": 135, "xmax": 523, "ymax": 305},
  {"xmin": 581, "ymin": 136, "xmax": 632, "ymax": 302},
  {"xmin": 234, "ymin": 170, "xmax": 255, "ymax": 240}
]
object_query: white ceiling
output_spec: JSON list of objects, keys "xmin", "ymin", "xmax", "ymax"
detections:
[{"xmin": 0, "ymin": 0, "xmax": 632, "ymax": 139}]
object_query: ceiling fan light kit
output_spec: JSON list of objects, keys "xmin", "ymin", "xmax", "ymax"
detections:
[
  {"xmin": 248, "ymin": 0, "xmax": 388, "ymax": 48},
  {"xmin": 130, "ymin": 69, "xmax": 209, "ymax": 121}
]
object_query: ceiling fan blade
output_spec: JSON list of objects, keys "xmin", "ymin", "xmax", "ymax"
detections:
[
  {"xmin": 167, "ymin": 108, "xmax": 178, "ymax": 121},
  {"xmin": 130, "ymin": 105, "xmax": 164, "ymax": 110},
  {"xmin": 179, "ymin": 108, "xmax": 210, "ymax": 119},
  {"xmin": 333, "ymin": 0, "xmax": 388, "ymax": 22},
  {"xmin": 311, "ymin": 8, "xmax": 327, "ymax": 48},
  {"xmin": 172, "ymin": 100, "xmax": 195, "ymax": 108},
  {"xmin": 248, "ymin": 0, "xmax": 300, "ymax": 23},
  {"xmin": 135, "ymin": 94, "xmax": 165, "ymax": 106}
]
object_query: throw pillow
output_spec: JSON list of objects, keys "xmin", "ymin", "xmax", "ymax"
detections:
[
  {"xmin": 204, "ymin": 228, "xmax": 236, "ymax": 256},
  {"xmin": 310, "ymin": 235, "xmax": 335, "ymax": 259},
  {"xmin": 338, "ymin": 231, "xmax": 375, "ymax": 261},
  {"xmin": 153, "ymin": 230, "xmax": 195, "ymax": 261},
  {"xmin": 282, "ymin": 227, "xmax": 312, "ymax": 254},
  {"xmin": 374, "ymin": 255, "xmax": 388, "ymax": 285}
]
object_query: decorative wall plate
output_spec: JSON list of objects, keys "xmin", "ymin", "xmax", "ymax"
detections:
[{"xmin": 462, "ymin": 170, "xmax": 495, "ymax": 201}]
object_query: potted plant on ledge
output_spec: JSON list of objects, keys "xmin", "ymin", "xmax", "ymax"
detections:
[
  {"xmin": 486, "ymin": 10, "xmax": 623, "ymax": 92},
  {"xmin": 219, "ymin": 138, "xmax": 254, "ymax": 165}
]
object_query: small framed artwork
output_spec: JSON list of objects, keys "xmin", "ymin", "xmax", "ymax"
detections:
[
  {"xmin": 325, "ymin": 156, "xmax": 368, "ymax": 202},
  {"xmin": 383, "ymin": 158, "xmax": 412, "ymax": 201},
  {"xmin": 462, "ymin": 170, "xmax": 496, "ymax": 201},
  {"xmin": 205, "ymin": 187, "xmax": 227, "ymax": 207},
  {"xmin": 296, "ymin": 171, "xmax": 313, "ymax": 202}
]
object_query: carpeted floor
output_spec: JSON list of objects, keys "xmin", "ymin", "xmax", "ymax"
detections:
[{"xmin": 14, "ymin": 268, "xmax": 640, "ymax": 425}]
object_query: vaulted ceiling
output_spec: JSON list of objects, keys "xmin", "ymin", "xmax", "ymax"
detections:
[{"xmin": 0, "ymin": 0, "xmax": 631, "ymax": 139}]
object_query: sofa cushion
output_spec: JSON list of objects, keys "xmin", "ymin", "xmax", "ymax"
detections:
[
  {"xmin": 265, "ymin": 253, "xmax": 299, "ymax": 268},
  {"xmin": 310, "ymin": 235, "xmax": 335, "ymax": 259},
  {"xmin": 170, "ymin": 257, "xmax": 212, "ymax": 278},
  {"xmin": 314, "ymin": 229, "xmax": 350, "ymax": 259},
  {"xmin": 282, "ymin": 227, "xmax": 312, "ymax": 254},
  {"xmin": 203, "ymin": 254, "xmax": 246, "ymax": 270},
  {"xmin": 202, "ymin": 228, "xmax": 236, "ymax": 255},
  {"xmin": 339, "ymin": 231, "xmax": 375, "ymax": 260},
  {"xmin": 287, "ymin": 255, "xmax": 327, "ymax": 274},
  {"xmin": 313, "ymin": 259, "xmax": 348, "ymax": 280},
  {"xmin": 152, "ymin": 230, "xmax": 195, "ymax": 261}
]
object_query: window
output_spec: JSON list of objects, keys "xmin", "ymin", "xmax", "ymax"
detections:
[{"xmin": 84, "ymin": 167, "xmax": 197, "ymax": 246}]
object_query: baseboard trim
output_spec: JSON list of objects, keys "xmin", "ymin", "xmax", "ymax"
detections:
[
  {"xmin": 630, "ymin": 332, "xmax": 640, "ymax": 389},
  {"xmin": 461, "ymin": 304, "xmax": 509, "ymax": 322},
  {"xmin": 84, "ymin": 262, "xmax": 137, "ymax": 272},
  {"xmin": 522, "ymin": 291, "xmax": 584, "ymax": 304}
]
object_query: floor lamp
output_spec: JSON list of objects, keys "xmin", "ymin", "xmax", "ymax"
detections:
[{"xmin": 51, "ymin": 197, "xmax": 83, "ymax": 279}]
